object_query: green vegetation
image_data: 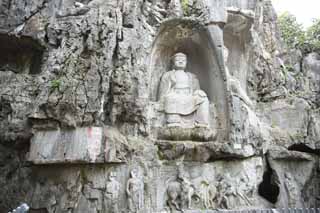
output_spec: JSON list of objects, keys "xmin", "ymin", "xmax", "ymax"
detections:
[
  {"xmin": 181, "ymin": 0, "xmax": 189, "ymax": 15},
  {"xmin": 50, "ymin": 79, "xmax": 62, "ymax": 90},
  {"xmin": 278, "ymin": 12, "xmax": 306, "ymax": 49},
  {"xmin": 278, "ymin": 12, "xmax": 320, "ymax": 53},
  {"xmin": 306, "ymin": 18, "xmax": 320, "ymax": 51}
]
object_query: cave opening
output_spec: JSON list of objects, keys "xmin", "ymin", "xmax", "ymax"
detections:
[
  {"xmin": 258, "ymin": 159, "xmax": 280, "ymax": 204},
  {"xmin": 288, "ymin": 143, "xmax": 320, "ymax": 155},
  {"xmin": 0, "ymin": 34, "xmax": 44, "ymax": 74}
]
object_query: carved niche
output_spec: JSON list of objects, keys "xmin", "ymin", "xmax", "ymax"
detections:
[
  {"xmin": 223, "ymin": 7, "xmax": 255, "ymax": 108},
  {"xmin": 148, "ymin": 19, "xmax": 229, "ymax": 142},
  {"xmin": 223, "ymin": 7, "xmax": 256, "ymax": 146}
]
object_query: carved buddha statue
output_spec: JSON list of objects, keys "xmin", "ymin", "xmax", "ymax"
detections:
[{"xmin": 158, "ymin": 52, "xmax": 210, "ymax": 128}]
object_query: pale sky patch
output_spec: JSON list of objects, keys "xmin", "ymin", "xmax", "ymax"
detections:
[{"xmin": 271, "ymin": 0, "xmax": 320, "ymax": 27}]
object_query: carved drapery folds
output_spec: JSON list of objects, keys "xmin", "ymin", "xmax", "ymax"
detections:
[{"xmin": 158, "ymin": 52, "xmax": 211, "ymax": 128}]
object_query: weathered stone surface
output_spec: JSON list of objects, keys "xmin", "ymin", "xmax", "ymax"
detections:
[
  {"xmin": 303, "ymin": 53, "xmax": 320, "ymax": 93},
  {"xmin": 29, "ymin": 127, "xmax": 104, "ymax": 164},
  {"xmin": 259, "ymin": 98, "xmax": 310, "ymax": 144},
  {"xmin": 268, "ymin": 148, "xmax": 314, "ymax": 161},
  {"xmin": 29, "ymin": 127, "xmax": 132, "ymax": 164},
  {"xmin": 156, "ymin": 140, "xmax": 257, "ymax": 162},
  {"xmin": 268, "ymin": 151, "xmax": 317, "ymax": 208},
  {"xmin": 1, "ymin": 0, "xmax": 320, "ymax": 212}
]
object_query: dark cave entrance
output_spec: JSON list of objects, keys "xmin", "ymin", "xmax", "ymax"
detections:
[
  {"xmin": 258, "ymin": 159, "xmax": 280, "ymax": 204},
  {"xmin": 288, "ymin": 143, "xmax": 320, "ymax": 155},
  {"xmin": 0, "ymin": 34, "xmax": 44, "ymax": 74}
]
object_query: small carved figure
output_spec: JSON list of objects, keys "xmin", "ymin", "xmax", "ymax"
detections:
[
  {"xmin": 141, "ymin": 1, "xmax": 167, "ymax": 35},
  {"xmin": 127, "ymin": 168, "xmax": 144, "ymax": 212},
  {"xmin": 166, "ymin": 164, "xmax": 198, "ymax": 210},
  {"xmin": 166, "ymin": 180, "xmax": 182, "ymax": 211},
  {"xmin": 284, "ymin": 173, "xmax": 298, "ymax": 207},
  {"xmin": 142, "ymin": 1, "xmax": 167, "ymax": 24},
  {"xmin": 168, "ymin": 0, "xmax": 183, "ymax": 17},
  {"xmin": 180, "ymin": 175, "xmax": 194, "ymax": 209},
  {"xmin": 56, "ymin": 2, "xmax": 90, "ymax": 18},
  {"xmin": 236, "ymin": 175, "xmax": 253, "ymax": 205},
  {"xmin": 159, "ymin": 52, "xmax": 210, "ymax": 128},
  {"xmin": 199, "ymin": 181, "xmax": 216, "ymax": 209},
  {"xmin": 9, "ymin": 203, "xmax": 29, "ymax": 213},
  {"xmin": 217, "ymin": 174, "xmax": 237, "ymax": 209},
  {"xmin": 105, "ymin": 172, "xmax": 120, "ymax": 213}
]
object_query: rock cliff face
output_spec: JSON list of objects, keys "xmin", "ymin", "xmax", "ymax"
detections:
[{"xmin": 0, "ymin": 0, "xmax": 319, "ymax": 212}]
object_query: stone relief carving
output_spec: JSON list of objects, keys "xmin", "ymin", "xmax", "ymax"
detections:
[
  {"xmin": 148, "ymin": 18, "xmax": 229, "ymax": 142},
  {"xmin": 166, "ymin": 165, "xmax": 200, "ymax": 211},
  {"xmin": 216, "ymin": 174, "xmax": 237, "ymax": 208},
  {"xmin": 126, "ymin": 168, "xmax": 144, "ymax": 212},
  {"xmin": 199, "ymin": 180, "xmax": 217, "ymax": 209},
  {"xmin": 223, "ymin": 45, "xmax": 253, "ymax": 108},
  {"xmin": 105, "ymin": 172, "xmax": 120, "ymax": 213},
  {"xmin": 284, "ymin": 172, "xmax": 299, "ymax": 207},
  {"xmin": 236, "ymin": 175, "xmax": 253, "ymax": 206},
  {"xmin": 167, "ymin": 0, "xmax": 183, "ymax": 17},
  {"xmin": 166, "ymin": 178, "xmax": 182, "ymax": 211},
  {"xmin": 158, "ymin": 52, "xmax": 211, "ymax": 129},
  {"xmin": 9, "ymin": 203, "xmax": 30, "ymax": 213},
  {"xmin": 164, "ymin": 165, "xmax": 255, "ymax": 211},
  {"xmin": 56, "ymin": 2, "xmax": 90, "ymax": 18},
  {"xmin": 216, "ymin": 173, "xmax": 253, "ymax": 209},
  {"xmin": 179, "ymin": 167, "xmax": 195, "ymax": 209},
  {"xmin": 3, "ymin": 0, "xmax": 320, "ymax": 211},
  {"xmin": 142, "ymin": 1, "xmax": 167, "ymax": 24}
]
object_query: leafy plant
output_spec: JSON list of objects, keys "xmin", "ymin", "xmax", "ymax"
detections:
[
  {"xmin": 306, "ymin": 18, "xmax": 320, "ymax": 52},
  {"xmin": 51, "ymin": 79, "xmax": 62, "ymax": 90},
  {"xmin": 181, "ymin": 0, "xmax": 189, "ymax": 15},
  {"xmin": 278, "ymin": 13, "xmax": 320, "ymax": 54},
  {"xmin": 278, "ymin": 12, "xmax": 306, "ymax": 49}
]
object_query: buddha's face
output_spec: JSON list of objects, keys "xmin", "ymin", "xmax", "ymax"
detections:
[
  {"xmin": 109, "ymin": 172, "xmax": 116, "ymax": 181},
  {"xmin": 173, "ymin": 54, "xmax": 187, "ymax": 70},
  {"xmin": 131, "ymin": 169, "xmax": 138, "ymax": 178}
]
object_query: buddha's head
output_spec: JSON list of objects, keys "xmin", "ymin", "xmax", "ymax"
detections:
[
  {"xmin": 109, "ymin": 171, "xmax": 117, "ymax": 181},
  {"xmin": 172, "ymin": 52, "xmax": 187, "ymax": 70},
  {"xmin": 130, "ymin": 168, "xmax": 138, "ymax": 178}
]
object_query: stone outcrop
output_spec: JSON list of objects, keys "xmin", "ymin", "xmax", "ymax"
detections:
[{"xmin": 0, "ymin": 0, "xmax": 319, "ymax": 212}]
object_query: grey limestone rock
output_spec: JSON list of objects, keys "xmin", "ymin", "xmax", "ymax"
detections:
[{"xmin": 0, "ymin": 0, "xmax": 320, "ymax": 212}]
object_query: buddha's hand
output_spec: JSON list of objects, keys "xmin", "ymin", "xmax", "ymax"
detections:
[{"xmin": 193, "ymin": 90, "xmax": 207, "ymax": 97}]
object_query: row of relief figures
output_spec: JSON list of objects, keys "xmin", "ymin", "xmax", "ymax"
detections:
[{"xmin": 106, "ymin": 164, "xmax": 255, "ymax": 213}]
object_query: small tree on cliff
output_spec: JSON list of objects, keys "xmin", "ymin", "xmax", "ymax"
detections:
[
  {"xmin": 278, "ymin": 12, "xmax": 306, "ymax": 49},
  {"xmin": 278, "ymin": 12, "xmax": 320, "ymax": 53},
  {"xmin": 306, "ymin": 18, "xmax": 320, "ymax": 52}
]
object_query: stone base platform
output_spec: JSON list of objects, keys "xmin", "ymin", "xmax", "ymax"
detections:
[
  {"xmin": 156, "ymin": 139, "xmax": 256, "ymax": 162},
  {"xmin": 157, "ymin": 126, "xmax": 217, "ymax": 142}
]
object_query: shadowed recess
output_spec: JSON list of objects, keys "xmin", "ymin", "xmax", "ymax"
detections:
[
  {"xmin": 0, "ymin": 34, "xmax": 44, "ymax": 74},
  {"xmin": 258, "ymin": 159, "xmax": 280, "ymax": 204},
  {"xmin": 288, "ymin": 143, "xmax": 320, "ymax": 155}
]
